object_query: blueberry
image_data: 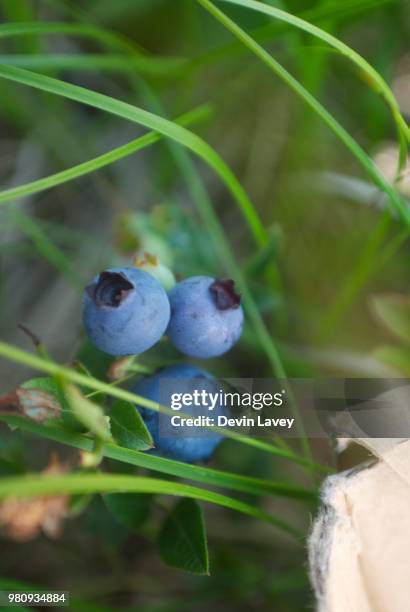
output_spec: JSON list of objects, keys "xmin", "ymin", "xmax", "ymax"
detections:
[
  {"xmin": 167, "ymin": 276, "xmax": 244, "ymax": 358},
  {"xmin": 132, "ymin": 364, "xmax": 226, "ymax": 462},
  {"xmin": 82, "ymin": 267, "xmax": 170, "ymax": 356}
]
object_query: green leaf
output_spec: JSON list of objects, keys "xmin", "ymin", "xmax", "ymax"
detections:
[
  {"xmin": 64, "ymin": 383, "xmax": 111, "ymax": 441},
  {"xmin": 370, "ymin": 294, "xmax": 410, "ymax": 345},
  {"xmin": 103, "ymin": 492, "xmax": 152, "ymax": 530},
  {"xmin": 158, "ymin": 498, "xmax": 209, "ymax": 575},
  {"xmin": 110, "ymin": 400, "xmax": 153, "ymax": 451},
  {"xmin": 21, "ymin": 376, "xmax": 59, "ymax": 394}
]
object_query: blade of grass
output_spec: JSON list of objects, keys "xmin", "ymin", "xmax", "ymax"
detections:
[
  {"xmin": 190, "ymin": 0, "xmax": 396, "ymax": 73},
  {"xmin": 0, "ymin": 21, "xmax": 142, "ymax": 56},
  {"xmin": 0, "ymin": 341, "xmax": 329, "ymax": 472},
  {"xmin": 0, "ymin": 472, "xmax": 302, "ymax": 539},
  {"xmin": 196, "ymin": 0, "xmax": 410, "ymax": 228},
  {"xmin": 0, "ymin": 105, "xmax": 210, "ymax": 204},
  {"xmin": 302, "ymin": 0, "xmax": 394, "ymax": 22},
  {"xmin": 0, "ymin": 53, "xmax": 187, "ymax": 76},
  {"xmin": 0, "ymin": 64, "xmax": 267, "ymax": 246},
  {"xmin": 0, "ymin": 0, "xmax": 394, "ymax": 78},
  {"xmin": 0, "ymin": 415, "xmax": 318, "ymax": 500},
  {"xmin": 215, "ymin": 0, "xmax": 410, "ymax": 166},
  {"xmin": 2, "ymin": 0, "xmax": 40, "ymax": 55}
]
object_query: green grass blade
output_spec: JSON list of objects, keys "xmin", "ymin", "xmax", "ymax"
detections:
[
  {"xmin": 0, "ymin": 415, "xmax": 318, "ymax": 500},
  {"xmin": 0, "ymin": 472, "xmax": 302, "ymax": 539},
  {"xmin": 0, "ymin": 105, "xmax": 210, "ymax": 205},
  {"xmin": 0, "ymin": 64, "xmax": 266, "ymax": 245},
  {"xmin": 0, "ymin": 21, "xmax": 141, "ymax": 56},
  {"xmin": 0, "ymin": 53, "xmax": 187, "ymax": 76},
  {"xmin": 196, "ymin": 0, "xmax": 410, "ymax": 228},
  {"xmin": 215, "ymin": 0, "xmax": 410, "ymax": 165},
  {"xmin": 190, "ymin": 0, "xmax": 395, "ymax": 73}
]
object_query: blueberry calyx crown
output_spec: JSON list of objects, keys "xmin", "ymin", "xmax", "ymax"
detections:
[
  {"xmin": 210, "ymin": 279, "xmax": 241, "ymax": 310},
  {"xmin": 86, "ymin": 271, "xmax": 134, "ymax": 308}
]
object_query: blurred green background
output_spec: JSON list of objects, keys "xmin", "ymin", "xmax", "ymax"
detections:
[{"xmin": 0, "ymin": 0, "xmax": 409, "ymax": 610}]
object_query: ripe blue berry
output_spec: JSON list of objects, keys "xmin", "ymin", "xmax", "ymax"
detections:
[
  {"xmin": 82, "ymin": 267, "xmax": 170, "ymax": 356},
  {"xmin": 132, "ymin": 364, "xmax": 226, "ymax": 463},
  {"xmin": 167, "ymin": 276, "xmax": 244, "ymax": 358}
]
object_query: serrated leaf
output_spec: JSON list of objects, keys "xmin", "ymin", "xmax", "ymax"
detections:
[
  {"xmin": 110, "ymin": 400, "xmax": 153, "ymax": 451},
  {"xmin": 64, "ymin": 384, "xmax": 111, "ymax": 441},
  {"xmin": 158, "ymin": 498, "xmax": 209, "ymax": 575},
  {"xmin": 371, "ymin": 294, "xmax": 410, "ymax": 345},
  {"xmin": 103, "ymin": 493, "xmax": 152, "ymax": 530}
]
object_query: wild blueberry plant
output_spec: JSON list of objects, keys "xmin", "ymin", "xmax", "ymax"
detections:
[{"xmin": 0, "ymin": 0, "xmax": 407, "ymax": 585}]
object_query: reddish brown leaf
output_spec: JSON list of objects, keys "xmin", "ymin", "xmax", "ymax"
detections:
[
  {"xmin": 0, "ymin": 454, "xmax": 70, "ymax": 542},
  {"xmin": 0, "ymin": 387, "xmax": 61, "ymax": 422}
]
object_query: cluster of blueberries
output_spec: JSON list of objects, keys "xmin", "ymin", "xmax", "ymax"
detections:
[{"xmin": 82, "ymin": 267, "xmax": 244, "ymax": 462}]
